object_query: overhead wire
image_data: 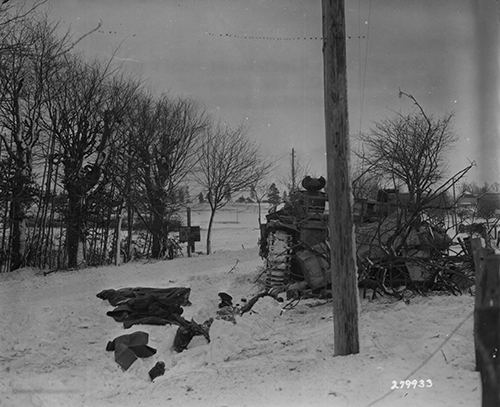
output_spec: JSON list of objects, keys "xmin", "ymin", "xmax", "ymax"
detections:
[
  {"xmin": 205, "ymin": 32, "xmax": 365, "ymax": 41},
  {"xmin": 358, "ymin": 0, "xmax": 372, "ymax": 138},
  {"xmin": 358, "ymin": 0, "xmax": 363, "ymax": 135}
]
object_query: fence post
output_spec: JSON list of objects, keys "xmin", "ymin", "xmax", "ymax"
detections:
[
  {"xmin": 473, "ymin": 246, "xmax": 500, "ymax": 406},
  {"xmin": 187, "ymin": 207, "xmax": 192, "ymax": 258},
  {"xmin": 472, "ymin": 238, "xmax": 492, "ymax": 372}
]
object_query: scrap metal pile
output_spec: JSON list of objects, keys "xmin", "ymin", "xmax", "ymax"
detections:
[
  {"xmin": 259, "ymin": 177, "xmax": 476, "ymax": 300},
  {"xmin": 356, "ymin": 212, "xmax": 475, "ymax": 299}
]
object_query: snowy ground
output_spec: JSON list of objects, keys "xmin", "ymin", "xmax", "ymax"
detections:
[
  {"xmin": 1, "ymin": 204, "xmax": 482, "ymax": 407},
  {"xmin": 188, "ymin": 202, "xmax": 265, "ymax": 253}
]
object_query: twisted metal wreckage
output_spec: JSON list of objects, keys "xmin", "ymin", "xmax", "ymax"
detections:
[{"xmin": 258, "ymin": 176, "xmax": 481, "ymax": 300}]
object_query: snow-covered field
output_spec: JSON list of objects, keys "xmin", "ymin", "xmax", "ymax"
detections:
[
  {"xmin": 188, "ymin": 203, "xmax": 265, "ymax": 253},
  {"xmin": 1, "ymin": 204, "xmax": 481, "ymax": 407}
]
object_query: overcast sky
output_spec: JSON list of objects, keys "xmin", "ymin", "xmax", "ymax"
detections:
[{"xmin": 41, "ymin": 0, "xmax": 498, "ymax": 186}]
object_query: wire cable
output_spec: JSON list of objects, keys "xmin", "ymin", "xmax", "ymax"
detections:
[
  {"xmin": 205, "ymin": 32, "xmax": 365, "ymax": 41},
  {"xmin": 358, "ymin": 0, "xmax": 372, "ymax": 137}
]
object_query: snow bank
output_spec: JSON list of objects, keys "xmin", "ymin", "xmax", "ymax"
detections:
[{"xmin": 1, "ymin": 247, "xmax": 482, "ymax": 406}]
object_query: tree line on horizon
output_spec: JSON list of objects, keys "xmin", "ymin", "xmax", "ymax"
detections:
[{"xmin": 0, "ymin": 7, "xmax": 272, "ymax": 271}]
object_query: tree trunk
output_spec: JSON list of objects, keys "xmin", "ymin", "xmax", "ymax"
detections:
[
  {"xmin": 151, "ymin": 204, "xmax": 164, "ymax": 259},
  {"xmin": 9, "ymin": 162, "xmax": 29, "ymax": 271},
  {"xmin": 257, "ymin": 199, "xmax": 262, "ymax": 226},
  {"xmin": 8, "ymin": 142, "xmax": 31, "ymax": 271},
  {"xmin": 9, "ymin": 198, "xmax": 25, "ymax": 271},
  {"xmin": 45, "ymin": 154, "xmax": 60, "ymax": 270},
  {"xmin": 206, "ymin": 207, "xmax": 216, "ymax": 255},
  {"xmin": 101, "ymin": 205, "xmax": 112, "ymax": 262},
  {"xmin": 322, "ymin": 0, "xmax": 360, "ymax": 355},
  {"xmin": 126, "ymin": 203, "xmax": 133, "ymax": 262},
  {"xmin": 1, "ymin": 202, "xmax": 9, "ymax": 272},
  {"xmin": 66, "ymin": 187, "xmax": 83, "ymax": 269},
  {"xmin": 114, "ymin": 203, "xmax": 124, "ymax": 265}
]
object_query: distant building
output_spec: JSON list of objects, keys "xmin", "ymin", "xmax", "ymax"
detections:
[
  {"xmin": 456, "ymin": 193, "xmax": 477, "ymax": 211},
  {"xmin": 375, "ymin": 189, "xmax": 449, "ymax": 216},
  {"xmin": 477, "ymin": 192, "xmax": 500, "ymax": 217},
  {"xmin": 354, "ymin": 189, "xmax": 450, "ymax": 223}
]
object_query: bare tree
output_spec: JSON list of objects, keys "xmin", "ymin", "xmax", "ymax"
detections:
[
  {"xmin": 250, "ymin": 179, "xmax": 275, "ymax": 227},
  {"xmin": 0, "ymin": 1, "xmax": 46, "ymax": 37},
  {"xmin": 359, "ymin": 91, "xmax": 456, "ymax": 209},
  {"xmin": 44, "ymin": 56, "xmax": 138, "ymax": 268},
  {"xmin": 194, "ymin": 123, "xmax": 271, "ymax": 254},
  {"xmin": 351, "ymin": 159, "xmax": 381, "ymax": 201},
  {"xmin": 0, "ymin": 17, "xmax": 79, "ymax": 270},
  {"xmin": 130, "ymin": 93, "xmax": 207, "ymax": 258}
]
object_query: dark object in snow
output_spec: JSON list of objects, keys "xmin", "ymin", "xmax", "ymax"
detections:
[
  {"xmin": 149, "ymin": 361, "xmax": 165, "ymax": 381},
  {"xmin": 216, "ymin": 306, "xmax": 237, "ymax": 324},
  {"xmin": 302, "ymin": 176, "xmax": 326, "ymax": 192},
  {"xmin": 173, "ymin": 326, "xmax": 195, "ymax": 352},
  {"xmin": 358, "ymin": 278, "xmax": 385, "ymax": 300},
  {"xmin": 106, "ymin": 331, "xmax": 157, "ymax": 371},
  {"xmin": 97, "ymin": 287, "xmax": 191, "ymax": 328},
  {"xmin": 106, "ymin": 301, "xmax": 183, "ymax": 327},
  {"xmin": 173, "ymin": 318, "xmax": 213, "ymax": 353},
  {"xmin": 286, "ymin": 281, "xmax": 309, "ymax": 300},
  {"xmin": 97, "ymin": 287, "xmax": 191, "ymax": 307},
  {"xmin": 239, "ymin": 290, "xmax": 283, "ymax": 315},
  {"xmin": 218, "ymin": 292, "xmax": 233, "ymax": 308}
]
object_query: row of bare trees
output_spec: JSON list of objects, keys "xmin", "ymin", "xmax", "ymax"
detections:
[{"xmin": 0, "ymin": 11, "xmax": 270, "ymax": 272}]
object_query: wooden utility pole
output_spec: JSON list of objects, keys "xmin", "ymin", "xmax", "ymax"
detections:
[
  {"xmin": 322, "ymin": 0, "xmax": 360, "ymax": 355},
  {"xmin": 474, "ymin": 0, "xmax": 500, "ymax": 183},
  {"xmin": 291, "ymin": 147, "xmax": 296, "ymax": 192},
  {"xmin": 472, "ymin": 245, "xmax": 500, "ymax": 407}
]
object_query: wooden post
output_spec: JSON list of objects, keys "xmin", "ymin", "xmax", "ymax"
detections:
[
  {"xmin": 322, "ymin": 0, "xmax": 360, "ymax": 355},
  {"xmin": 472, "ymin": 238, "xmax": 488, "ymax": 372},
  {"xmin": 114, "ymin": 203, "xmax": 123, "ymax": 266},
  {"xmin": 473, "ymin": 244, "xmax": 500, "ymax": 406},
  {"xmin": 187, "ymin": 207, "xmax": 192, "ymax": 257}
]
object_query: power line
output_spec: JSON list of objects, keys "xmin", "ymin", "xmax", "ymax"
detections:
[
  {"xmin": 205, "ymin": 32, "xmax": 365, "ymax": 41},
  {"xmin": 358, "ymin": 0, "xmax": 363, "ymax": 133},
  {"xmin": 358, "ymin": 0, "xmax": 372, "ymax": 137}
]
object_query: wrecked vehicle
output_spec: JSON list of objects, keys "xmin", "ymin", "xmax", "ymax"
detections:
[
  {"xmin": 259, "ymin": 178, "xmax": 471, "ymax": 298},
  {"xmin": 355, "ymin": 189, "xmax": 473, "ymax": 297},
  {"xmin": 259, "ymin": 176, "xmax": 330, "ymax": 292}
]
